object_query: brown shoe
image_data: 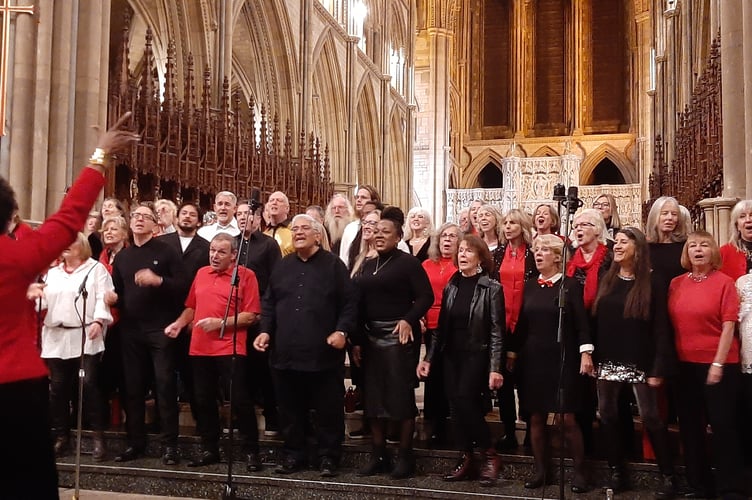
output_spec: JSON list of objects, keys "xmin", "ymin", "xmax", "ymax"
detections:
[
  {"xmin": 92, "ymin": 432, "xmax": 107, "ymax": 462},
  {"xmin": 53, "ymin": 436, "xmax": 70, "ymax": 458},
  {"xmin": 443, "ymin": 452, "xmax": 476, "ymax": 481},
  {"xmin": 479, "ymin": 448, "xmax": 501, "ymax": 486}
]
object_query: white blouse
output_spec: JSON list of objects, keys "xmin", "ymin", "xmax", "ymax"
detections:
[
  {"xmin": 736, "ymin": 272, "xmax": 752, "ymax": 374},
  {"xmin": 40, "ymin": 259, "xmax": 113, "ymax": 359}
]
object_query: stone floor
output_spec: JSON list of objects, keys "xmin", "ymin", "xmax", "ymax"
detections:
[{"xmin": 58, "ymin": 490, "xmax": 203, "ymax": 500}]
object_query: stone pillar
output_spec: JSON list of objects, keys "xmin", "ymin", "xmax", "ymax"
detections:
[
  {"xmin": 570, "ymin": 0, "xmax": 584, "ymax": 135},
  {"xmin": 720, "ymin": 0, "xmax": 746, "ymax": 198},
  {"xmin": 698, "ymin": 197, "xmax": 738, "ymax": 245},
  {"xmin": 634, "ymin": 8, "xmax": 653, "ymax": 199},
  {"xmin": 426, "ymin": 27, "xmax": 451, "ymax": 225},
  {"xmin": 512, "ymin": 0, "xmax": 529, "ymax": 136},
  {"xmin": 744, "ymin": 1, "xmax": 752, "ymax": 196},
  {"xmin": 663, "ymin": 6, "xmax": 678, "ymax": 166}
]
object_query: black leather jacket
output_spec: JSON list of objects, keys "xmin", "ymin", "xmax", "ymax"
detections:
[{"xmin": 425, "ymin": 273, "xmax": 505, "ymax": 373}]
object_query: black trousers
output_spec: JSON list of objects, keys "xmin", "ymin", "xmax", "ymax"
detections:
[
  {"xmin": 422, "ymin": 329, "xmax": 449, "ymax": 422},
  {"xmin": 444, "ymin": 350, "xmax": 492, "ymax": 451},
  {"xmin": 675, "ymin": 361, "xmax": 745, "ymax": 495},
  {"xmin": 192, "ymin": 355, "xmax": 258, "ymax": 453},
  {"xmin": 272, "ymin": 367, "xmax": 344, "ymax": 463},
  {"xmin": 0, "ymin": 378, "xmax": 59, "ymax": 500},
  {"xmin": 47, "ymin": 355, "xmax": 106, "ymax": 434},
  {"xmin": 121, "ymin": 327, "xmax": 178, "ymax": 448}
]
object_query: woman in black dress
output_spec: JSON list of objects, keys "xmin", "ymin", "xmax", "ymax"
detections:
[
  {"xmin": 510, "ymin": 234, "xmax": 592, "ymax": 492},
  {"xmin": 592, "ymin": 227, "xmax": 675, "ymax": 496},
  {"xmin": 354, "ymin": 207, "xmax": 433, "ymax": 479},
  {"xmin": 418, "ymin": 234, "xmax": 504, "ymax": 486}
]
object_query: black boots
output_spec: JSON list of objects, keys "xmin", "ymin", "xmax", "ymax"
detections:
[
  {"xmin": 390, "ymin": 449, "xmax": 415, "ymax": 479},
  {"xmin": 357, "ymin": 446, "xmax": 392, "ymax": 476},
  {"xmin": 91, "ymin": 432, "xmax": 107, "ymax": 462}
]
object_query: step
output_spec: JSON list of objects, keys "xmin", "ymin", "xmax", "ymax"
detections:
[{"xmin": 55, "ymin": 431, "xmax": 697, "ymax": 499}]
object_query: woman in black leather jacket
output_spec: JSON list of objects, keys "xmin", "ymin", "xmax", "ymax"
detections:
[{"xmin": 417, "ymin": 234, "xmax": 504, "ymax": 486}]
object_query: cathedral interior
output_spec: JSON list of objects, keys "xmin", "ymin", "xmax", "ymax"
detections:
[{"xmin": 1, "ymin": 0, "xmax": 750, "ymax": 242}]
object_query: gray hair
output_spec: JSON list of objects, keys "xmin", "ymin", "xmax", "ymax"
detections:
[
  {"xmin": 729, "ymin": 199, "xmax": 752, "ymax": 250},
  {"xmin": 644, "ymin": 196, "xmax": 688, "ymax": 243},
  {"xmin": 575, "ymin": 208, "xmax": 608, "ymax": 245}
]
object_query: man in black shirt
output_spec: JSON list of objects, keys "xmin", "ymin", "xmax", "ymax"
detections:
[
  {"xmin": 107, "ymin": 203, "xmax": 186, "ymax": 465},
  {"xmin": 254, "ymin": 214, "xmax": 357, "ymax": 477},
  {"xmin": 236, "ymin": 201, "xmax": 282, "ymax": 436}
]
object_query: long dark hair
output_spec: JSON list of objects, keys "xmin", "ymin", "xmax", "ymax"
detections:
[{"xmin": 593, "ymin": 227, "xmax": 651, "ymax": 320}]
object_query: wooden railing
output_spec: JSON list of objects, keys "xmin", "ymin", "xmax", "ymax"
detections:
[
  {"xmin": 645, "ymin": 34, "xmax": 723, "ymax": 227},
  {"xmin": 106, "ymin": 17, "xmax": 333, "ymax": 214}
]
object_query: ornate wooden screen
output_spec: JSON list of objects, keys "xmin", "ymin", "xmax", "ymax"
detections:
[
  {"xmin": 644, "ymin": 35, "xmax": 723, "ymax": 226},
  {"xmin": 106, "ymin": 22, "xmax": 333, "ymax": 215}
]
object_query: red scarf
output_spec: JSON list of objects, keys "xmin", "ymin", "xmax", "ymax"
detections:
[{"xmin": 566, "ymin": 243, "xmax": 608, "ymax": 310}]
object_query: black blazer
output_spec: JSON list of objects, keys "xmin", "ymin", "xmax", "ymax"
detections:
[{"xmin": 157, "ymin": 232, "xmax": 209, "ymax": 301}]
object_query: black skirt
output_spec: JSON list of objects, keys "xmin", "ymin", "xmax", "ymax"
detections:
[{"xmin": 362, "ymin": 321, "xmax": 418, "ymax": 420}]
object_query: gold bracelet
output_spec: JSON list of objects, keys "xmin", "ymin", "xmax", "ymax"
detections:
[{"xmin": 88, "ymin": 148, "xmax": 110, "ymax": 166}]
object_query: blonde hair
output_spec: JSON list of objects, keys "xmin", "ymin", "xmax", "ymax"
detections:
[
  {"xmin": 403, "ymin": 207, "xmax": 433, "ymax": 240},
  {"xmin": 728, "ymin": 199, "xmax": 752, "ymax": 251},
  {"xmin": 476, "ymin": 204, "xmax": 503, "ymax": 240},
  {"xmin": 532, "ymin": 234, "xmax": 564, "ymax": 271},
  {"xmin": 500, "ymin": 208, "xmax": 533, "ymax": 245},
  {"xmin": 594, "ymin": 193, "xmax": 621, "ymax": 229},
  {"xmin": 680, "ymin": 231, "xmax": 722, "ymax": 270}
]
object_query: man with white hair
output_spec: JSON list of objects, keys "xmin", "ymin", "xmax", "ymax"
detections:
[
  {"xmin": 254, "ymin": 214, "xmax": 356, "ymax": 477},
  {"xmin": 325, "ymin": 194, "xmax": 354, "ymax": 256},
  {"xmin": 197, "ymin": 191, "xmax": 240, "ymax": 241},
  {"xmin": 264, "ymin": 191, "xmax": 294, "ymax": 256},
  {"xmin": 154, "ymin": 199, "xmax": 178, "ymax": 235}
]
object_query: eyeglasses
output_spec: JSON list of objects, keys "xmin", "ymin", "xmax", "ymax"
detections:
[
  {"xmin": 362, "ymin": 220, "xmax": 378, "ymax": 227},
  {"xmin": 131, "ymin": 212, "xmax": 155, "ymax": 222},
  {"xmin": 440, "ymin": 233, "xmax": 459, "ymax": 239},
  {"xmin": 573, "ymin": 222, "xmax": 595, "ymax": 229},
  {"xmin": 592, "ymin": 202, "xmax": 610, "ymax": 209}
]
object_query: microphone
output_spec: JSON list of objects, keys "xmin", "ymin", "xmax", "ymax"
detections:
[
  {"xmin": 249, "ymin": 187, "xmax": 262, "ymax": 213},
  {"xmin": 553, "ymin": 183, "xmax": 566, "ymax": 203},
  {"xmin": 566, "ymin": 186, "xmax": 583, "ymax": 215}
]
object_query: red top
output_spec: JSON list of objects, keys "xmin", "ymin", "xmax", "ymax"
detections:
[
  {"xmin": 422, "ymin": 257, "xmax": 457, "ymax": 329},
  {"xmin": 500, "ymin": 243, "xmax": 526, "ymax": 333},
  {"xmin": 185, "ymin": 265, "xmax": 261, "ymax": 356},
  {"xmin": 668, "ymin": 270, "xmax": 740, "ymax": 364},
  {"xmin": 9, "ymin": 222, "xmax": 34, "ymax": 240},
  {"xmin": 719, "ymin": 243, "xmax": 747, "ymax": 281},
  {"xmin": 99, "ymin": 246, "xmax": 126, "ymax": 324},
  {"xmin": 0, "ymin": 168, "xmax": 105, "ymax": 384}
]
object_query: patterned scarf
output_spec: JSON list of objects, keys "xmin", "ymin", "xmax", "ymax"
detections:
[{"xmin": 566, "ymin": 243, "xmax": 608, "ymax": 310}]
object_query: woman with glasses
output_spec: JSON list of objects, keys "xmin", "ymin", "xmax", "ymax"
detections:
[
  {"xmin": 418, "ymin": 234, "xmax": 504, "ymax": 486},
  {"xmin": 510, "ymin": 234, "xmax": 591, "ymax": 492},
  {"xmin": 354, "ymin": 206, "xmax": 433, "ymax": 479},
  {"xmin": 592, "ymin": 194, "xmax": 621, "ymax": 241},
  {"xmin": 592, "ymin": 227, "xmax": 675, "ymax": 496},
  {"xmin": 420, "ymin": 223, "xmax": 461, "ymax": 445}
]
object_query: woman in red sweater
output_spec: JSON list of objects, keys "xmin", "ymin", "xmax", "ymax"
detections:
[
  {"xmin": 719, "ymin": 199, "xmax": 752, "ymax": 281},
  {"xmin": 668, "ymin": 231, "xmax": 745, "ymax": 498},
  {"xmin": 0, "ymin": 113, "xmax": 137, "ymax": 499}
]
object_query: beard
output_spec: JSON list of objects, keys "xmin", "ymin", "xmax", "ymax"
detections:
[{"xmin": 325, "ymin": 215, "xmax": 348, "ymax": 244}]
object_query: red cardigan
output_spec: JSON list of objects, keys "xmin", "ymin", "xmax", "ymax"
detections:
[
  {"xmin": 0, "ymin": 168, "xmax": 104, "ymax": 384},
  {"xmin": 719, "ymin": 243, "xmax": 747, "ymax": 281}
]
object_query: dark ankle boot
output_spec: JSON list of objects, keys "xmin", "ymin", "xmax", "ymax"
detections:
[
  {"xmin": 92, "ymin": 432, "xmax": 107, "ymax": 462},
  {"xmin": 607, "ymin": 465, "xmax": 627, "ymax": 491},
  {"xmin": 53, "ymin": 435, "xmax": 70, "ymax": 458},
  {"xmin": 479, "ymin": 448, "xmax": 501, "ymax": 486},
  {"xmin": 654, "ymin": 474, "xmax": 676, "ymax": 499},
  {"xmin": 443, "ymin": 452, "xmax": 476, "ymax": 481},
  {"xmin": 390, "ymin": 448, "xmax": 415, "ymax": 479},
  {"xmin": 357, "ymin": 446, "xmax": 391, "ymax": 476}
]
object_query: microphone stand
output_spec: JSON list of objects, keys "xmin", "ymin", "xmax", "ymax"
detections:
[
  {"xmin": 553, "ymin": 185, "xmax": 581, "ymax": 500},
  {"xmin": 219, "ymin": 231, "xmax": 251, "ymax": 500},
  {"xmin": 73, "ymin": 272, "xmax": 90, "ymax": 500}
]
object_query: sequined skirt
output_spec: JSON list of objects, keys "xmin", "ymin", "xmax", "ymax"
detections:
[{"xmin": 596, "ymin": 360, "xmax": 646, "ymax": 384}]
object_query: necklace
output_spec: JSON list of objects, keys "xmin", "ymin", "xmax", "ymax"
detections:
[
  {"xmin": 373, "ymin": 255, "xmax": 393, "ymax": 275},
  {"xmin": 688, "ymin": 271, "xmax": 710, "ymax": 283},
  {"xmin": 618, "ymin": 273, "xmax": 635, "ymax": 281}
]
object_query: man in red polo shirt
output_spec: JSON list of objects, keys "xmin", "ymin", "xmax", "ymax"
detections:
[{"xmin": 165, "ymin": 232, "xmax": 262, "ymax": 470}]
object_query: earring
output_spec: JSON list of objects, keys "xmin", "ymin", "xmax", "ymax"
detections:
[{"xmin": 476, "ymin": 264, "xmax": 483, "ymax": 274}]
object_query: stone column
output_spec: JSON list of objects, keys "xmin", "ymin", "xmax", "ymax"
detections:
[
  {"xmin": 634, "ymin": 7, "xmax": 653, "ymax": 199},
  {"xmin": 663, "ymin": 6, "xmax": 678, "ymax": 166},
  {"xmin": 570, "ymin": 0, "xmax": 584, "ymax": 135},
  {"xmin": 744, "ymin": 1, "xmax": 752, "ymax": 196},
  {"xmin": 698, "ymin": 197, "xmax": 737, "ymax": 245},
  {"xmin": 512, "ymin": 0, "xmax": 529, "ymax": 136},
  {"xmin": 720, "ymin": 0, "xmax": 746, "ymax": 198},
  {"xmin": 426, "ymin": 27, "xmax": 451, "ymax": 225}
]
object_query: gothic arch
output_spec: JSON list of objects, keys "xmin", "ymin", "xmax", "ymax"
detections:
[
  {"xmin": 530, "ymin": 145, "xmax": 561, "ymax": 157},
  {"xmin": 354, "ymin": 76, "xmax": 380, "ymax": 190},
  {"xmin": 311, "ymin": 30, "xmax": 346, "ymax": 182},
  {"xmin": 463, "ymin": 148, "xmax": 506, "ymax": 188},
  {"xmin": 579, "ymin": 144, "xmax": 636, "ymax": 184}
]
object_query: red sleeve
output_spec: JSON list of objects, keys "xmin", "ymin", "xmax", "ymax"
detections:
[
  {"xmin": 720, "ymin": 277, "xmax": 740, "ymax": 323},
  {"xmin": 9, "ymin": 168, "xmax": 104, "ymax": 278},
  {"xmin": 185, "ymin": 272, "xmax": 199, "ymax": 309},
  {"xmin": 241, "ymin": 268, "xmax": 261, "ymax": 314}
]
